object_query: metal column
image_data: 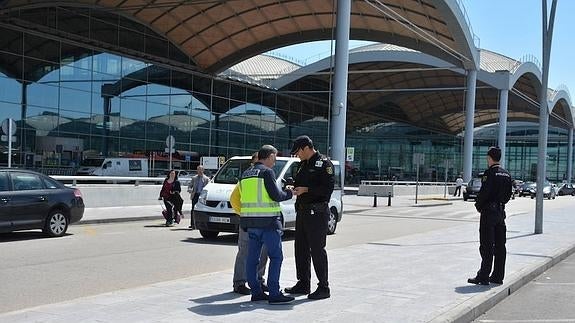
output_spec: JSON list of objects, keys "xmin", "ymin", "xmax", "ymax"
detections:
[
  {"xmin": 462, "ymin": 69, "xmax": 477, "ymax": 182},
  {"xmin": 568, "ymin": 128, "xmax": 573, "ymax": 182},
  {"xmin": 498, "ymin": 89, "xmax": 509, "ymax": 167},
  {"xmin": 102, "ymin": 94, "xmax": 111, "ymax": 157},
  {"xmin": 535, "ymin": 0, "xmax": 558, "ymax": 234},
  {"xmin": 330, "ymin": 0, "xmax": 351, "ymax": 187}
]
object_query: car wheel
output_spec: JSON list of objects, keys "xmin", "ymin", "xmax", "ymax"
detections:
[
  {"xmin": 199, "ymin": 230, "xmax": 219, "ymax": 239},
  {"xmin": 327, "ymin": 208, "xmax": 338, "ymax": 235},
  {"xmin": 43, "ymin": 209, "xmax": 68, "ymax": 237}
]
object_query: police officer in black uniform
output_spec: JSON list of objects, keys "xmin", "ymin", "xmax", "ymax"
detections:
[
  {"xmin": 468, "ymin": 146, "xmax": 513, "ymax": 285},
  {"xmin": 284, "ymin": 135, "xmax": 335, "ymax": 300}
]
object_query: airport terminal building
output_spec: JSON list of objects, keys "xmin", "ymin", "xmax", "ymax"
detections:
[{"xmin": 0, "ymin": 1, "xmax": 573, "ymax": 183}]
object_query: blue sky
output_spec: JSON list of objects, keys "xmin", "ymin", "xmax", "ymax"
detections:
[{"xmin": 270, "ymin": 0, "xmax": 574, "ymax": 102}]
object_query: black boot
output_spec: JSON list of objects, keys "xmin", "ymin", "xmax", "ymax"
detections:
[{"xmin": 467, "ymin": 277, "xmax": 489, "ymax": 285}]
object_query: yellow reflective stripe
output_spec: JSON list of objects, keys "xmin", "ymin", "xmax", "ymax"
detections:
[{"xmin": 242, "ymin": 202, "xmax": 281, "ymax": 208}]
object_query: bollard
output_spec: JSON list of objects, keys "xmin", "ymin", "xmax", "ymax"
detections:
[
  {"xmin": 388, "ymin": 192, "xmax": 392, "ymax": 206},
  {"xmin": 373, "ymin": 193, "xmax": 378, "ymax": 207}
]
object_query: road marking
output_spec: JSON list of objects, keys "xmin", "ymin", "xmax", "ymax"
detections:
[{"xmin": 83, "ymin": 227, "xmax": 97, "ymax": 236}]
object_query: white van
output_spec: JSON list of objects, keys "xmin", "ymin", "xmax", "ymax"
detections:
[
  {"xmin": 193, "ymin": 156, "xmax": 342, "ymax": 239},
  {"xmin": 76, "ymin": 158, "xmax": 149, "ymax": 177}
]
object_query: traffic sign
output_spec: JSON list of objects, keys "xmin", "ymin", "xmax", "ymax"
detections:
[
  {"xmin": 1, "ymin": 118, "xmax": 16, "ymax": 135},
  {"xmin": 0, "ymin": 135, "xmax": 16, "ymax": 142},
  {"xmin": 165, "ymin": 135, "xmax": 175, "ymax": 148}
]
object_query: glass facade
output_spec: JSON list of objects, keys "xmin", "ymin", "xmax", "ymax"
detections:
[
  {"xmin": 0, "ymin": 20, "xmax": 328, "ymax": 176},
  {"xmin": 0, "ymin": 8, "xmax": 572, "ymax": 183}
]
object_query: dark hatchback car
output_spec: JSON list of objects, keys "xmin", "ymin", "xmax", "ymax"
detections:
[
  {"xmin": 0, "ymin": 169, "xmax": 84, "ymax": 237},
  {"xmin": 557, "ymin": 183, "xmax": 575, "ymax": 196},
  {"xmin": 463, "ymin": 177, "xmax": 482, "ymax": 201}
]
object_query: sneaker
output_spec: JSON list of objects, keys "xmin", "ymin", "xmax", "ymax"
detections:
[
  {"xmin": 308, "ymin": 286, "xmax": 330, "ymax": 300},
  {"xmin": 284, "ymin": 282, "xmax": 310, "ymax": 295},
  {"xmin": 233, "ymin": 284, "xmax": 251, "ymax": 295},
  {"xmin": 251, "ymin": 293, "xmax": 269, "ymax": 302},
  {"xmin": 467, "ymin": 277, "xmax": 489, "ymax": 285},
  {"xmin": 269, "ymin": 293, "xmax": 295, "ymax": 305}
]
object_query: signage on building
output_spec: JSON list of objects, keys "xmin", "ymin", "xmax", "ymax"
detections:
[{"xmin": 346, "ymin": 147, "xmax": 355, "ymax": 161}]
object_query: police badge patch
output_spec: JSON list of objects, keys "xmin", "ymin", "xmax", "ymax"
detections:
[{"xmin": 326, "ymin": 166, "xmax": 333, "ymax": 174}]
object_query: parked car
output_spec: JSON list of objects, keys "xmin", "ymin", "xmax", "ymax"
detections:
[
  {"xmin": 0, "ymin": 169, "xmax": 85, "ymax": 237},
  {"xmin": 512, "ymin": 179, "xmax": 524, "ymax": 195},
  {"xmin": 529, "ymin": 181, "xmax": 556, "ymax": 200},
  {"xmin": 463, "ymin": 176, "xmax": 482, "ymax": 201},
  {"xmin": 193, "ymin": 156, "xmax": 342, "ymax": 239},
  {"xmin": 517, "ymin": 182, "xmax": 536, "ymax": 197},
  {"xmin": 557, "ymin": 183, "xmax": 575, "ymax": 196}
]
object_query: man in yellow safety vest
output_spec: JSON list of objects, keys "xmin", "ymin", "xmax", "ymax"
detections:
[{"xmin": 239, "ymin": 145, "xmax": 294, "ymax": 304}]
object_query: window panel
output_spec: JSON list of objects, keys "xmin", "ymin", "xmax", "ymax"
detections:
[{"xmin": 0, "ymin": 73, "xmax": 22, "ymax": 104}]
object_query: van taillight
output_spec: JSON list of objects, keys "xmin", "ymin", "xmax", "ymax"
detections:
[{"xmin": 73, "ymin": 189, "xmax": 83, "ymax": 198}]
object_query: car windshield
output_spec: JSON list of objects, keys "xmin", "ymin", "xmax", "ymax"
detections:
[
  {"xmin": 213, "ymin": 159, "xmax": 287, "ymax": 184},
  {"xmin": 470, "ymin": 179, "xmax": 482, "ymax": 187}
]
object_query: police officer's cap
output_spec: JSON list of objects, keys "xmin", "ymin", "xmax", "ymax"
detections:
[
  {"xmin": 290, "ymin": 135, "xmax": 313, "ymax": 155},
  {"xmin": 487, "ymin": 146, "xmax": 502, "ymax": 162}
]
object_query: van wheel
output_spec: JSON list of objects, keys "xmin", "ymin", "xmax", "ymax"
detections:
[
  {"xmin": 327, "ymin": 208, "xmax": 338, "ymax": 235},
  {"xmin": 200, "ymin": 230, "xmax": 219, "ymax": 239},
  {"xmin": 43, "ymin": 209, "xmax": 68, "ymax": 237}
]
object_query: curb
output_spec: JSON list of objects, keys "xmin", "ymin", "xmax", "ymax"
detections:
[
  {"xmin": 411, "ymin": 202, "xmax": 453, "ymax": 207},
  {"xmin": 430, "ymin": 243, "xmax": 575, "ymax": 323},
  {"xmin": 76, "ymin": 216, "xmax": 162, "ymax": 225}
]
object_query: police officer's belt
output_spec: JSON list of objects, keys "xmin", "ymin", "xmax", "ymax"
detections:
[{"xmin": 296, "ymin": 202, "xmax": 327, "ymax": 211}]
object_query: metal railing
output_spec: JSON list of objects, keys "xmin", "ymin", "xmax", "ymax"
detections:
[
  {"xmin": 51, "ymin": 175, "xmax": 166, "ymax": 186},
  {"xmin": 360, "ymin": 180, "xmax": 457, "ymax": 186}
]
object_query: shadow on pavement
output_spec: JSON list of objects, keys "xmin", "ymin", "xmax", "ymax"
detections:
[
  {"xmin": 182, "ymin": 235, "xmax": 238, "ymax": 246},
  {"xmin": 192, "ymin": 291, "xmax": 245, "ymax": 304},
  {"xmin": 454, "ymin": 284, "xmax": 493, "ymax": 294},
  {"xmin": 188, "ymin": 297, "xmax": 307, "ymax": 316}
]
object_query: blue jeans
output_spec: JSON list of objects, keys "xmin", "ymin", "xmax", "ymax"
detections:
[
  {"xmin": 246, "ymin": 227, "xmax": 283, "ymax": 298},
  {"xmin": 233, "ymin": 227, "xmax": 268, "ymax": 287}
]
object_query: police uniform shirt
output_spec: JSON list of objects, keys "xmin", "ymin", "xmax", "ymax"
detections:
[
  {"xmin": 294, "ymin": 151, "xmax": 335, "ymax": 205},
  {"xmin": 475, "ymin": 164, "xmax": 512, "ymax": 213}
]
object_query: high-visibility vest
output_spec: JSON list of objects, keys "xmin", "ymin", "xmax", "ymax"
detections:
[{"xmin": 239, "ymin": 174, "xmax": 280, "ymax": 217}]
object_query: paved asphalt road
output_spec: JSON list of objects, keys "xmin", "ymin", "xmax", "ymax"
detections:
[
  {"xmin": 475, "ymin": 252, "xmax": 575, "ymax": 323},
  {"xmin": 0, "ymin": 195, "xmax": 570, "ymax": 314}
]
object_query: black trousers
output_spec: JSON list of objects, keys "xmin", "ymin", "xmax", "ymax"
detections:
[
  {"xmin": 294, "ymin": 202, "xmax": 329, "ymax": 288},
  {"xmin": 190, "ymin": 193, "xmax": 199, "ymax": 227},
  {"xmin": 477, "ymin": 210, "xmax": 507, "ymax": 281},
  {"xmin": 454, "ymin": 186, "xmax": 461, "ymax": 196}
]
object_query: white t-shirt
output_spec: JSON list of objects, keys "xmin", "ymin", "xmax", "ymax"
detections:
[{"xmin": 456, "ymin": 178, "xmax": 464, "ymax": 186}]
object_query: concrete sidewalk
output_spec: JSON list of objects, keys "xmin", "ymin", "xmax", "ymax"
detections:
[{"xmin": 2, "ymin": 197, "xmax": 574, "ymax": 322}]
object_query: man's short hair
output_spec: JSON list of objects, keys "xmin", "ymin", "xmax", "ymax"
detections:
[
  {"xmin": 258, "ymin": 145, "xmax": 278, "ymax": 160},
  {"xmin": 487, "ymin": 146, "xmax": 502, "ymax": 162},
  {"xmin": 290, "ymin": 135, "xmax": 314, "ymax": 155}
]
